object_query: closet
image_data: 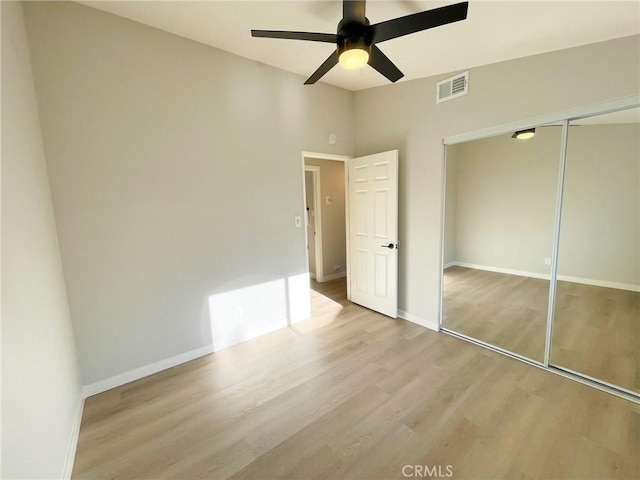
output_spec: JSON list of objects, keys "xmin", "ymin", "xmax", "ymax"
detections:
[{"xmin": 441, "ymin": 101, "xmax": 639, "ymax": 401}]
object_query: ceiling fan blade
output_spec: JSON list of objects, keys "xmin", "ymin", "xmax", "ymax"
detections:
[
  {"xmin": 372, "ymin": 1, "xmax": 468, "ymax": 44},
  {"xmin": 343, "ymin": 0, "xmax": 366, "ymax": 22},
  {"xmin": 251, "ymin": 30, "xmax": 338, "ymax": 43},
  {"xmin": 368, "ymin": 45, "xmax": 404, "ymax": 83},
  {"xmin": 304, "ymin": 50, "xmax": 340, "ymax": 85}
]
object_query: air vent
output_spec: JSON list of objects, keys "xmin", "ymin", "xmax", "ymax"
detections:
[{"xmin": 436, "ymin": 71, "xmax": 469, "ymax": 103}]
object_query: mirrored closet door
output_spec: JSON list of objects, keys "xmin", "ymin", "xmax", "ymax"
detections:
[
  {"xmin": 551, "ymin": 107, "xmax": 640, "ymax": 395},
  {"xmin": 441, "ymin": 103, "xmax": 640, "ymax": 400},
  {"xmin": 442, "ymin": 124, "xmax": 562, "ymax": 363}
]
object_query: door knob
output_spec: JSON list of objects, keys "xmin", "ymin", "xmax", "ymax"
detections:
[{"xmin": 381, "ymin": 243, "xmax": 396, "ymax": 249}]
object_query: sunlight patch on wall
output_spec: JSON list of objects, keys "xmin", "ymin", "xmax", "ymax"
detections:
[
  {"xmin": 208, "ymin": 273, "xmax": 310, "ymax": 351},
  {"xmin": 287, "ymin": 273, "xmax": 311, "ymax": 323}
]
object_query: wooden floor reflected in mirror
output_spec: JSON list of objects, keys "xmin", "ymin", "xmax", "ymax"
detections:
[
  {"xmin": 442, "ymin": 266, "xmax": 548, "ymax": 362},
  {"xmin": 442, "ymin": 266, "xmax": 640, "ymax": 394},
  {"xmin": 552, "ymin": 281, "xmax": 640, "ymax": 394}
]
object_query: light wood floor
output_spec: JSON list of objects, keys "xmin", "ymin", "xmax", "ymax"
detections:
[
  {"xmin": 553, "ymin": 280, "xmax": 640, "ymax": 393},
  {"xmin": 443, "ymin": 267, "xmax": 549, "ymax": 362},
  {"xmin": 443, "ymin": 266, "xmax": 640, "ymax": 393},
  {"xmin": 73, "ymin": 277, "xmax": 639, "ymax": 479},
  {"xmin": 311, "ymin": 276, "xmax": 348, "ymax": 306}
]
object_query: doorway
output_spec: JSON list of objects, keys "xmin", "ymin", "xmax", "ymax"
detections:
[
  {"xmin": 303, "ymin": 155, "xmax": 348, "ymax": 285},
  {"xmin": 304, "ymin": 167, "xmax": 320, "ymax": 280},
  {"xmin": 301, "ymin": 150, "xmax": 400, "ymax": 319}
]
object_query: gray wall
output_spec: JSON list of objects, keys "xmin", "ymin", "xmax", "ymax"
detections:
[
  {"xmin": 1, "ymin": 2, "xmax": 82, "ymax": 477},
  {"xmin": 304, "ymin": 170, "xmax": 316, "ymax": 275},
  {"xmin": 559, "ymin": 123, "xmax": 639, "ymax": 286},
  {"xmin": 448, "ymin": 127, "xmax": 562, "ymax": 275},
  {"xmin": 8, "ymin": 2, "xmax": 638, "ymax": 475},
  {"xmin": 355, "ymin": 35, "xmax": 640, "ymax": 325},
  {"xmin": 24, "ymin": 1, "xmax": 355, "ymax": 385},
  {"xmin": 446, "ymin": 123, "xmax": 639, "ymax": 288},
  {"xmin": 18, "ymin": 0, "xmax": 640, "ymax": 386},
  {"xmin": 443, "ymin": 144, "xmax": 458, "ymax": 266},
  {"xmin": 304, "ymin": 158, "xmax": 347, "ymax": 279}
]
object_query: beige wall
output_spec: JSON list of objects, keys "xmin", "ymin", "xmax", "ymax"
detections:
[
  {"xmin": 1, "ymin": 2, "xmax": 82, "ymax": 477},
  {"xmin": 304, "ymin": 158, "xmax": 347, "ymax": 279},
  {"xmin": 24, "ymin": 1, "xmax": 355, "ymax": 385},
  {"xmin": 355, "ymin": 35, "xmax": 640, "ymax": 326}
]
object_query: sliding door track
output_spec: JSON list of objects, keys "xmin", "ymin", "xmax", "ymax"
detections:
[{"xmin": 440, "ymin": 327, "xmax": 640, "ymax": 405}]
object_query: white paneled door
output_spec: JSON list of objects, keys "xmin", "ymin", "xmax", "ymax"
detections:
[{"xmin": 348, "ymin": 150, "xmax": 398, "ymax": 318}]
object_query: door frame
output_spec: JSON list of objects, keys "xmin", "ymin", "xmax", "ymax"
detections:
[
  {"xmin": 304, "ymin": 165, "xmax": 322, "ymax": 281},
  {"xmin": 301, "ymin": 151, "xmax": 352, "ymax": 294}
]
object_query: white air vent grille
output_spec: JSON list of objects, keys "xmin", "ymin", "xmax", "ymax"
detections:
[{"xmin": 436, "ymin": 71, "xmax": 468, "ymax": 103}]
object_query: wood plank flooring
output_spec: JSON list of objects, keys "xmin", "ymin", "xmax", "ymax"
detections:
[
  {"xmin": 443, "ymin": 267, "xmax": 549, "ymax": 362},
  {"xmin": 310, "ymin": 277, "xmax": 348, "ymax": 305},
  {"xmin": 553, "ymin": 280, "xmax": 640, "ymax": 393},
  {"xmin": 443, "ymin": 266, "xmax": 640, "ymax": 393},
  {"xmin": 73, "ymin": 278, "xmax": 639, "ymax": 479}
]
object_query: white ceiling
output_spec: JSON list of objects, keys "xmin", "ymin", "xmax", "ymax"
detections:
[{"xmin": 78, "ymin": 0, "xmax": 640, "ymax": 91}]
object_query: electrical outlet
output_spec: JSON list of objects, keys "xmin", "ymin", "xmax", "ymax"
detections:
[{"xmin": 544, "ymin": 257, "xmax": 551, "ymax": 266}]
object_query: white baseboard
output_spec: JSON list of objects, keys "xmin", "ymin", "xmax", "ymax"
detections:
[
  {"xmin": 320, "ymin": 271, "xmax": 347, "ymax": 282},
  {"xmin": 452, "ymin": 261, "xmax": 549, "ymax": 280},
  {"xmin": 450, "ymin": 262, "xmax": 640, "ymax": 292},
  {"xmin": 62, "ymin": 394, "xmax": 85, "ymax": 479},
  {"xmin": 82, "ymin": 344, "xmax": 214, "ymax": 398},
  {"xmin": 398, "ymin": 309, "xmax": 439, "ymax": 332},
  {"xmin": 443, "ymin": 262, "xmax": 456, "ymax": 270},
  {"xmin": 213, "ymin": 319, "xmax": 296, "ymax": 352},
  {"xmin": 82, "ymin": 312, "xmax": 312, "ymax": 398},
  {"xmin": 62, "ymin": 392, "xmax": 84, "ymax": 480},
  {"xmin": 556, "ymin": 274, "xmax": 640, "ymax": 293}
]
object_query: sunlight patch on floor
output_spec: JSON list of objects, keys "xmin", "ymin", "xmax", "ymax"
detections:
[{"xmin": 290, "ymin": 288, "xmax": 346, "ymax": 334}]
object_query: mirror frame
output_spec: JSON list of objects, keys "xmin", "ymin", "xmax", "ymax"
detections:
[{"xmin": 439, "ymin": 95, "xmax": 640, "ymax": 403}]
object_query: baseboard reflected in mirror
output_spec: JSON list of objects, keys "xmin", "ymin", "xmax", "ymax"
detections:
[{"xmin": 441, "ymin": 102, "xmax": 639, "ymax": 401}]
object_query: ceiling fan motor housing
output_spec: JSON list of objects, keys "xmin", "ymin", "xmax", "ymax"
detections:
[
  {"xmin": 337, "ymin": 18, "xmax": 373, "ymax": 56},
  {"xmin": 251, "ymin": 1, "xmax": 469, "ymax": 84}
]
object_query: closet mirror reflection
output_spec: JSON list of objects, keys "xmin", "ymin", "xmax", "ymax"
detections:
[
  {"xmin": 551, "ymin": 107, "xmax": 640, "ymax": 394},
  {"xmin": 442, "ymin": 125, "xmax": 562, "ymax": 362}
]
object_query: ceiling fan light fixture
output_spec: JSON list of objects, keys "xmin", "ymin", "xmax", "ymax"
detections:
[
  {"xmin": 512, "ymin": 128, "xmax": 536, "ymax": 140},
  {"xmin": 339, "ymin": 47, "xmax": 369, "ymax": 69},
  {"xmin": 251, "ymin": 1, "xmax": 469, "ymax": 84}
]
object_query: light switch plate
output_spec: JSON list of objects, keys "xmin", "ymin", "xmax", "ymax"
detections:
[{"xmin": 294, "ymin": 216, "xmax": 302, "ymax": 227}]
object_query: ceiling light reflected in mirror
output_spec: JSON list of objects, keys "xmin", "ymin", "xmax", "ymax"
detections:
[{"xmin": 512, "ymin": 128, "xmax": 536, "ymax": 140}]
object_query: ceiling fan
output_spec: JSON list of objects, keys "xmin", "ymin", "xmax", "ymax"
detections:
[{"xmin": 251, "ymin": 0, "xmax": 469, "ymax": 85}]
